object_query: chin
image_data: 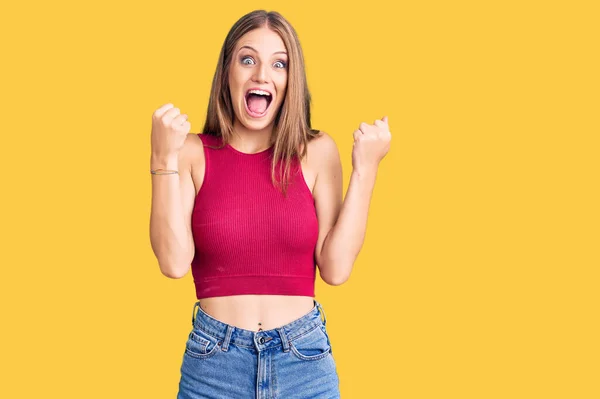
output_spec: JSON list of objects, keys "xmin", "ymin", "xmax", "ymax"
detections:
[{"xmin": 241, "ymin": 119, "xmax": 273, "ymax": 131}]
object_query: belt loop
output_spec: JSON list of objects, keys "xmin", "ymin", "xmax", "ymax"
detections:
[
  {"xmin": 221, "ymin": 325, "xmax": 234, "ymax": 351},
  {"xmin": 191, "ymin": 301, "xmax": 200, "ymax": 326},
  {"xmin": 316, "ymin": 300, "xmax": 327, "ymax": 326},
  {"xmin": 277, "ymin": 327, "xmax": 290, "ymax": 352}
]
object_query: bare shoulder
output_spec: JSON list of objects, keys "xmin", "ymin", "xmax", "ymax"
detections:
[
  {"xmin": 179, "ymin": 133, "xmax": 204, "ymax": 161},
  {"xmin": 306, "ymin": 130, "xmax": 340, "ymax": 171},
  {"xmin": 177, "ymin": 133, "xmax": 204, "ymax": 170},
  {"xmin": 307, "ymin": 129, "xmax": 334, "ymax": 147}
]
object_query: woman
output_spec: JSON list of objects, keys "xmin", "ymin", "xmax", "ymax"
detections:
[{"xmin": 149, "ymin": 10, "xmax": 391, "ymax": 398}]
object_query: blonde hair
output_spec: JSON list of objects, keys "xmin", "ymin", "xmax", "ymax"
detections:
[{"xmin": 201, "ymin": 10, "xmax": 319, "ymax": 196}]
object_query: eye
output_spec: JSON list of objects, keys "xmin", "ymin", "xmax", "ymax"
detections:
[
  {"xmin": 241, "ymin": 56, "xmax": 255, "ymax": 65},
  {"xmin": 274, "ymin": 60, "xmax": 287, "ymax": 69}
]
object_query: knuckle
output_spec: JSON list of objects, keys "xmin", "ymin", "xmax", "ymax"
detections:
[{"xmin": 163, "ymin": 107, "xmax": 179, "ymax": 117}]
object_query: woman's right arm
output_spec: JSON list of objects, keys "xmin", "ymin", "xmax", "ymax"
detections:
[
  {"xmin": 148, "ymin": 103, "xmax": 198, "ymax": 278},
  {"xmin": 149, "ymin": 134, "xmax": 199, "ymax": 278}
]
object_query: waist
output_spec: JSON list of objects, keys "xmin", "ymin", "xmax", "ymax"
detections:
[
  {"xmin": 193, "ymin": 273, "xmax": 316, "ymax": 300},
  {"xmin": 197, "ymin": 295, "xmax": 315, "ymax": 331}
]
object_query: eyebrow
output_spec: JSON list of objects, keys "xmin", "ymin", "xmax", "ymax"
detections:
[{"xmin": 239, "ymin": 45, "xmax": 287, "ymax": 56}]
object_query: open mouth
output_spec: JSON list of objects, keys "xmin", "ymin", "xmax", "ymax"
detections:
[{"xmin": 244, "ymin": 89, "xmax": 273, "ymax": 118}]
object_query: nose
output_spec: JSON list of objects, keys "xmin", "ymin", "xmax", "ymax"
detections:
[{"xmin": 252, "ymin": 62, "xmax": 270, "ymax": 84}]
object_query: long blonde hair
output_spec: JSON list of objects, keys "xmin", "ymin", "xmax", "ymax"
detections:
[{"xmin": 201, "ymin": 10, "xmax": 319, "ymax": 196}]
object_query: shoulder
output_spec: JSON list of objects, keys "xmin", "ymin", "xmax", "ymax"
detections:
[
  {"xmin": 183, "ymin": 132, "xmax": 223, "ymax": 155},
  {"xmin": 306, "ymin": 129, "xmax": 338, "ymax": 154},
  {"xmin": 177, "ymin": 132, "xmax": 206, "ymax": 172},
  {"xmin": 306, "ymin": 130, "xmax": 341, "ymax": 169},
  {"xmin": 180, "ymin": 133, "xmax": 204, "ymax": 158}
]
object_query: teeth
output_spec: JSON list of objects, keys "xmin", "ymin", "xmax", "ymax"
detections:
[{"xmin": 247, "ymin": 89, "xmax": 271, "ymax": 97}]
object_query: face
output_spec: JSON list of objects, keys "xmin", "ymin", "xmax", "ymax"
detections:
[{"xmin": 228, "ymin": 27, "xmax": 288, "ymax": 132}]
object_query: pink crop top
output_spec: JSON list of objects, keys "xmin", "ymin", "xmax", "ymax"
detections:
[{"xmin": 190, "ymin": 133, "xmax": 319, "ymax": 299}]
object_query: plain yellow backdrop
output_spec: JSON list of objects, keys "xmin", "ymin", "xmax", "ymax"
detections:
[{"xmin": 1, "ymin": 0, "xmax": 598, "ymax": 398}]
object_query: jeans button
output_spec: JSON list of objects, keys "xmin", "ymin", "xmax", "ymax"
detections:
[{"xmin": 259, "ymin": 337, "xmax": 265, "ymax": 344}]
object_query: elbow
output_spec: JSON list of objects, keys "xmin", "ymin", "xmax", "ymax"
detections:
[
  {"xmin": 159, "ymin": 256, "xmax": 192, "ymax": 279},
  {"xmin": 317, "ymin": 245, "xmax": 356, "ymax": 286},
  {"xmin": 149, "ymin": 232, "xmax": 194, "ymax": 279},
  {"xmin": 319, "ymin": 262, "xmax": 351, "ymax": 286},
  {"xmin": 324, "ymin": 275, "xmax": 348, "ymax": 286},
  {"xmin": 161, "ymin": 264, "xmax": 190, "ymax": 279}
]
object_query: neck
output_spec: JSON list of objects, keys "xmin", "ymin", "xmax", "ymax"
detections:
[{"xmin": 230, "ymin": 119, "xmax": 274, "ymax": 153}]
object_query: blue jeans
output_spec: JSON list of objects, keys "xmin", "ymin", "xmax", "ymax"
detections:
[{"xmin": 177, "ymin": 299, "xmax": 341, "ymax": 398}]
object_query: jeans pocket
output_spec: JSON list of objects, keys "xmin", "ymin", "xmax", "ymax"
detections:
[
  {"xmin": 185, "ymin": 328, "xmax": 222, "ymax": 359},
  {"xmin": 289, "ymin": 324, "xmax": 332, "ymax": 361}
]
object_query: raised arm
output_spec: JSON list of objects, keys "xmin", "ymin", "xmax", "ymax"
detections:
[
  {"xmin": 313, "ymin": 117, "xmax": 392, "ymax": 285},
  {"xmin": 149, "ymin": 104, "xmax": 198, "ymax": 278}
]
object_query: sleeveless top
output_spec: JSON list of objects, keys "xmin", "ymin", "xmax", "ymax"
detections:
[{"xmin": 190, "ymin": 133, "xmax": 319, "ymax": 299}]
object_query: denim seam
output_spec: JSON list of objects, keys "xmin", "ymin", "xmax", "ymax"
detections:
[
  {"xmin": 185, "ymin": 338, "xmax": 222, "ymax": 359},
  {"xmin": 288, "ymin": 340, "xmax": 331, "ymax": 361},
  {"xmin": 194, "ymin": 327, "xmax": 258, "ymax": 349},
  {"xmin": 189, "ymin": 331, "xmax": 210, "ymax": 352},
  {"xmin": 287, "ymin": 323, "xmax": 321, "ymax": 342}
]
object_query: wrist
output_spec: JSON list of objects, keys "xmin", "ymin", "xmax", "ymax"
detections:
[
  {"xmin": 151, "ymin": 153, "xmax": 179, "ymax": 170},
  {"xmin": 352, "ymin": 166, "xmax": 378, "ymax": 180}
]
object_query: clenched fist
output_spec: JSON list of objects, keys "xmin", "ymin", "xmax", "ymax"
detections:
[
  {"xmin": 151, "ymin": 103, "xmax": 191, "ymax": 160},
  {"xmin": 352, "ymin": 116, "xmax": 392, "ymax": 174}
]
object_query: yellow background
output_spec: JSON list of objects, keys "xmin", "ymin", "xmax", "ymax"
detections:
[{"xmin": 1, "ymin": 0, "xmax": 598, "ymax": 397}]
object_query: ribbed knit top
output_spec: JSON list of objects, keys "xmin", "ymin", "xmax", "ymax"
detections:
[{"xmin": 190, "ymin": 133, "xmax": 319, "ymax": 299}]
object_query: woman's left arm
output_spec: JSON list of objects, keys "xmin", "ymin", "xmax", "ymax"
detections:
[{"xmin": 314, "ymin": 116, "xmax": 392, "ymax": 285}]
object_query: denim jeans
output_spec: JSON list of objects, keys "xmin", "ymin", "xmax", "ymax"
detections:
[{"xmin": 176, "ymin": 299, "xmax": 341, "ymax": 398}]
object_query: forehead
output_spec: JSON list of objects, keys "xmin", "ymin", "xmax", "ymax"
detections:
[{"xmin": 235, "ymin": 27, "xmax": 287, "ymax": 54}]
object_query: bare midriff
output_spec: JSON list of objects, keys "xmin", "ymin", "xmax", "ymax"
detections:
[{"xmin": 197, "ymin": 294, "xmax": 316, "ymax": 332}]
